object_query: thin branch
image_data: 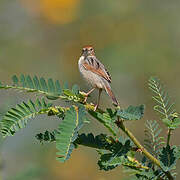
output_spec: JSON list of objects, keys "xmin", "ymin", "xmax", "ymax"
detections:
[
  {"xmin": 82, "ymin": 99, "xmax": 174, "ymax": 179},
  {"xmin": 167, "ymin": 129, "xmax": 172, "ymax": 147},
  {"xmin": 115, "ymin": 118, "xmax": 174, "ymax": 180}
]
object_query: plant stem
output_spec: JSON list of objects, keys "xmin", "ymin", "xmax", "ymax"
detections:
[
  {"xmin": 63, "ymin": 96, "xmax": 174, "ymax": 179},
  {"xmin": 167, "ymin": 128, "xmax": 172, "ymax": 146},
  {"xmin": 115, "ymin": 119, "xmax": 174, "ymax": 180},
  {"xmin": 116, "ymin": 120, "xmax": 160, "ymax": 166}
]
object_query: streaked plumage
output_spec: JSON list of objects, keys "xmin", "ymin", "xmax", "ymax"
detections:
[{"xmin": 78, "ymin": 46, "xmax": 118, "ymax": 110}]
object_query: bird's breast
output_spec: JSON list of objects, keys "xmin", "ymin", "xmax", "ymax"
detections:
[{"xmin": 78, "ymin": 56, "xmax": 104, "ymax": 89}]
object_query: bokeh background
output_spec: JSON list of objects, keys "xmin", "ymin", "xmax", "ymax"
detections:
[{"xmin": 0, "ymin": 0, "xmax": 180, "ymax": 179}]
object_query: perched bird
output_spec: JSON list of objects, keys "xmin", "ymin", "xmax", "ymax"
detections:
[{"xmin": 78, "ymin": 46, "xmax": 118, "ymax": 110}]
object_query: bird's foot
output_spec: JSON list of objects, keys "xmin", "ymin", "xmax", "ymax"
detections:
[
  {"xmin": 80, "ymin": 92, "xmax": 89, "ymax": 103},
  {"xmin": 80, "ymin": 88, "xmax": 96, "ymax": 104},
  {"xmin": 83, "ymin": 96, "xmax": 88, "ymax": 103}
]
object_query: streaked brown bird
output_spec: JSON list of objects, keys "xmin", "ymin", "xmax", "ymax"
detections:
[{"xmin": 78, "ymin": 46, "xmax": 118, "ymax": 110}]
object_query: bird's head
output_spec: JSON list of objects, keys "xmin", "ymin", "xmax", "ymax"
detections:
[{"xmin": 82, "ymin": 46, "xmax": 95, "ymax": 56}]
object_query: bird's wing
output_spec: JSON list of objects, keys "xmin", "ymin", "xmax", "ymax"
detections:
[{"xmin": 82, "ymin": 56, "xmax": 111, "ymax": 83}]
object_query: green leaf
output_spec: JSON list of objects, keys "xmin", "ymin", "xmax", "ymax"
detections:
[
  {"xmin": 88, "ymin": 109, "xmax": 118, "ymax": 136},
  {"xmin": 0, "ymin": 75, "xmax": 83, "ymax": 103},
  {"xmin": 33, "ymin": 76, "xmax": 41, "ymax": 90},
  {"xmin": 75, "ymin": 133, "xmax": 109, "ymax": 149},
  {"xmin": 35, "ymin": 130, "xmax": 58, "ymax": 143},
  {"xmin": 98, "ymin": 153, "xmax": 125, "ymax": 171},
  {"xmin": 12, "ymin": 75, "xmax": 19, "ymax": 86},
  {"xmin": 159, "ymin": 145, "xmax": 177, "ymax": 171},
  {"xmin": 56, "ymin": 105, "xmax": 87, "ymax": 162},
  {"xmin": 144, "ymin": 120, "xmax": 165, "ymax": 156},
  {"xmin": 172, "ymin": 118, "xmax": 180, "ymax": 128},
  {"xmin": 72, "ymin": 84, "xmax": 79, "ymax": 95},
  {"xmin": 46, "ymin": 95, "xmax": 59, "ymax": 100},
  {"xmin": 162, "ymin": 118, "xmax": 180, "ymax": 130},
  {"xmin": 26, "ymin": 75, "xmax": 34, "ymax": 89},
  {"xmin": 40, "ymin": 77, "xmax": 48, "ymax": 92},
  {"xmin": 63, "ymin": 89, "xmax": 75, "ymax": 97},
  {"xmin": 48, "ymin": 78, "xmax": 55, "ymax": 93},
  {"xmin": 20, "ymin": 74, "xmax": 26, "ymax": 87},
  {"xmin": 149, "ymin": 77, "xmax": 178, "ymax": 127},
  {"xmin": 63, "ymin": 82, "xmax": 69, "ymax": 89},
  {"xmin": 0, "ymin": 98, "xmax": 52, "ymax": 137},
  {"xmin": 75, "ymin": 133, "xmax": 123, "ymax": 151},
  {"xmin": 132, "ymin": 169, "xmax": 163, "ymax": 180},
  {"xmin": 0, "ymin": 75, "xmax": 64, "ymax": 99},
  {"xmin": 98, "ymin": 139, "xmax": 133, "ymax": 171},
  {"xmin": 62, "ymin": 88, "xmax": 81, "ymax": 102},
  {"xmin": 117, "ymin": 105, "xmax": 145, "ymax": 120},
  {"xmin": 162, "ymin": 118, "xmax": 172, "ymax": 127},
  {"xmin": 55, "ymin": 80, "xmax": 62, "ymax": 95}
]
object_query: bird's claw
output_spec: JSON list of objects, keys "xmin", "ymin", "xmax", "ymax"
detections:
[
  {"xmin": 80, "ymin": 92, "xmax": 89, "ymax": 103},
  {"xmin": 83, "ymin": 96, "xmax": 88, "ymax": 103}
]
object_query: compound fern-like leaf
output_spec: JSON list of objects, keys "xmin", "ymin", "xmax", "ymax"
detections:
[
  {"xmin": 0, "ymin": 74, "xmax": 63, "ymax": 100},
  {"xmin": 0, "ymin": 98, "xmax": 52, "ymax": 137},
  {"xmin": 0, "ymin": 75, "xmax": 85, "ymax": 103},
  {"xmin": 159, "ymin": 145, "xmax": 178, "ymax": 172},
  {"xmin": 75, "ymin": 133, "xmax": 131, "ymax": 151},
  {"xmin": 35, "ymin": 130, "xmax": 58, "ymax": 143},
  {"xmin": 149, "ymin": 77, "xmax": 177, "ymax": 120},
  {"xmin": 144, "ymin": 120, "xmax": 165, "ymax": 157},
  {"xmin": 56, "ymin": 105, "xmax": 87, "ymax": 162},
  {"xmin": 98, "ymin": 139, "xmax": 133, "ymax": 171},
  {"xmin": 149, "ymin": 77, "xmax": 180, "ymax": 131},
  {"xmin": 117, "ymin": 105, "xmax": 145, "ymax": 121},
  {"xmin": 74, "ymin": 133, "xmax": 111, "ymax": 150},
  {"xmin": 88, "ymin": 108, "xmax": 118, "ymax": 136},
  {"xmin": 132, "ymin": 168, "xmax": 164, "ymax": 180}
]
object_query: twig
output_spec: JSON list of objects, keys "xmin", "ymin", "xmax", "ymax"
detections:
[
  {"xmin": 167, "ymin": 129, "xmax": 172, "ymax": 147},
  {"xmin": 46, "ymin": 93, "xmax": 174, "ymax": 180},
  {"xmin": 115, "ymin": 118, "xmax": 174, "ymax": 180}
]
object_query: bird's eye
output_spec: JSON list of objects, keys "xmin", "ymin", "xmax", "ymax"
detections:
[{"xmin": 90, "ymin": 48, "xmax": 93, "ymax": 51}]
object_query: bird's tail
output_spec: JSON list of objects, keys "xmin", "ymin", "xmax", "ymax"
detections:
[{"xmin": 103, "ymin": 81, "xmax": 119, "ymax": 106}]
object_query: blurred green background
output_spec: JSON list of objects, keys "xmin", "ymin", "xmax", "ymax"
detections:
[{"xmin": 0, "ymin": 0, "xmax": 180, "ymax": 179}]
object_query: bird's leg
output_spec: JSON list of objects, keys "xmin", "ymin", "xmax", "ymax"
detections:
[
  {"xmin": 83, "ymin": 87, "xmax": 96, "ymax": 103},
  {"xmin": 94, "ymin": 88, "xmax": 102, "ymax": 111}
]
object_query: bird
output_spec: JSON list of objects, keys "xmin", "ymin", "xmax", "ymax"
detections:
[{"xmin": 78, "ymin": 46, "xmax": 118, "ymax": 110}]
